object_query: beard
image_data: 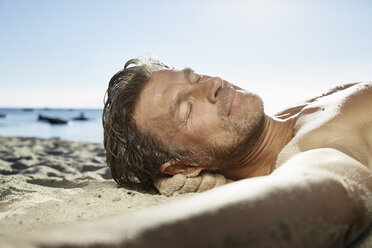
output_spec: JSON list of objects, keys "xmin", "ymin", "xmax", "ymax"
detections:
[{"xmin": 193, "ymin": 83, "xmax": 266, "ymax": 170}]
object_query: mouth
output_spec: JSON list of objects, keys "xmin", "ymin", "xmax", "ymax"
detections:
[{"xmin": 227, "ymin": 89, "xmax": 236, "ymax": 117}]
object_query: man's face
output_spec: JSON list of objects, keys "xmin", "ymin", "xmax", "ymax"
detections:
[{"xmin": 133, "ymin": 68, "xmax": 264, "ymax": 169}]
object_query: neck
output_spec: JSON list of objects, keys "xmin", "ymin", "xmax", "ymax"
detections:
[{"xmin": 219, "ymin": 115, "xmax": 296, "ymax": 180}]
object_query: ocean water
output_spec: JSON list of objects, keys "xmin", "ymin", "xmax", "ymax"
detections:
[{"xmin": 0, "ymin": 108, "xmax": 103, "ymax": 143}]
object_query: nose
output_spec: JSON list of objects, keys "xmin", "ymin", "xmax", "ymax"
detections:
[{"xmin": 201, "ymin": 76, "xmax": 223, "ymax": 104}]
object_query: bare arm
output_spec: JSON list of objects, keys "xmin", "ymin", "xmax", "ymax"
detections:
[
  {"xmin": 134, "ymin": 149, "xmax": 371, "ymax": 248},
  {"xmin": 2, "ymin": 148, "xmax": 371, "ymax": 248}
]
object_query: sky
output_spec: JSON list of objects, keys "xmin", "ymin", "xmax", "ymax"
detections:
[{"xmin": 1, "ymin": 0, "xmax": 371, "ymax": 114}]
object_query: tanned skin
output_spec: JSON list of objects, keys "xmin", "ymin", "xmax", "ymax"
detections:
[{"xmin": 2, "ymin": 73, "xmax": 371, "ymax": 248}]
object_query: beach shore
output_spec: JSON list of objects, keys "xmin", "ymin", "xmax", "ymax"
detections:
[
  {"xmin": 0, "ymin": 136, "xmax": 188, "ymax": 237},
  {"xmin": 0, "ymin": 136, "xmax": 370, "ymax": 248}
]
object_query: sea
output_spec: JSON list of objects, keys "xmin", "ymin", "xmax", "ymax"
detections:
[{"xmin": 0, "ymin": 108, "xmax": 103, "ymax": 143}]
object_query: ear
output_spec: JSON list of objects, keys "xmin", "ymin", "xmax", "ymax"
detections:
[{"xmin": 160, "ymin": 161, "xmax": 203, "ymax": 177}]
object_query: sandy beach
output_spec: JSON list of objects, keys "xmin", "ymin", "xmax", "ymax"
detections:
[
  {"xmin": 0, "ymin": 136, "xmax": 371, "ymax": 247},
  {"xmin": 0, "ymin": 136, "xmax": 189, "ymax": 237}
]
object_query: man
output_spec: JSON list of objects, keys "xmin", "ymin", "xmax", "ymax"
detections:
[{"xmin": 100, "ymin": 57, "xmax": 372, "ymax": 247}]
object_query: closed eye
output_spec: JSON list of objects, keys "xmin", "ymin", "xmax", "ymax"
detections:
[
  {"xmin": 195, "ymin": 74, "xmax": 202, "ymax": 84},
  {"xmin": 191, "ymin": 73, "xmax": 203, "ymax": 85}
]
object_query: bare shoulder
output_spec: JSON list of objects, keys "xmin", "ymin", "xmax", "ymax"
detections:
[
  {"xmin": 300, "ymin": 81, "xmax": 372, "ymax": 111},
  {"xmin": 275, "ymin": 82, "xmax": 372, "ymax": 171},
  {"xmin": 304, "ymin": 82, "xmax": 370, "ymax": 104},
  {"xmin": 273, "ymin": 82, "xmax": 371, "ymax": 120}
]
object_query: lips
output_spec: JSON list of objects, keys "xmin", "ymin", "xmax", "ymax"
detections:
[{"xmin": 227, "ymin": 89, "xmax": 236, "ymax": 117}]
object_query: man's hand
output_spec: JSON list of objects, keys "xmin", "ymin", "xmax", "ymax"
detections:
[{"xmin": 154, "ymin": 172, "xmax": 232, "ymax": 196}]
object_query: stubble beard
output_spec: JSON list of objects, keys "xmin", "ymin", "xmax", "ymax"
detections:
[{"xmin": 197, "ymin": 87, "xmax": 265, "ymax": 170}]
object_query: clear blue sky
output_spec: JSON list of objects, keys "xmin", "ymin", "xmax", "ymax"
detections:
[{"xmin": 1, "ymin": 0, "xmax": 371, "ymax": 114}]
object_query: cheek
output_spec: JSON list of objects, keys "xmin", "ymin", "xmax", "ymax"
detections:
[
  {"xmin": 188, "ymin": 107, "xmax": 228, "ymax": 146},
  {"xmin": 191, "ymin": 103, "xmax": 218, "ymax": 130}
]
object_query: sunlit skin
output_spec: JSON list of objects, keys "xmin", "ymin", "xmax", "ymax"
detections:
[
  {"xmin": 133, "ymin": 68, "xmax": 296, "ymax": 179},
  {"xmin": 5, "ymin": 76, "xmax": 372, "ymax": 247},
  {"xmin": 128, "ymin": 70, "xmax": 372, "ymax": 247}
]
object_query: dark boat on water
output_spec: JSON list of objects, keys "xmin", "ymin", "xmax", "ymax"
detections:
[
  {"xmin": 72, "ymin": 112, "xmax": 88, "ymax": 121},
  {"xmin": 38, "ymin": 115, "xmax": 68, "ymax": 124},
  {"xmin": 0, "ymin": 113, "xmax": 6, "ymax": 118},
  {"xmin": 23, "ymin": 108, "xmax": 34, "ymax": 112}
]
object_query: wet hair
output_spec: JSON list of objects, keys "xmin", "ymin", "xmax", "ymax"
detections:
[{"xmin": 102, "ymin": 58, "xmax": 186, "ymax": 191}]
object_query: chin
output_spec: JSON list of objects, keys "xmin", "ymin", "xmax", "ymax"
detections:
[
  {"xmin": 235, "ymin": 92, "xmax": 264, "ymax": 135},
  {"xmin": 207, "ymin": 92, "xmax": 265, "ymax": 169}
]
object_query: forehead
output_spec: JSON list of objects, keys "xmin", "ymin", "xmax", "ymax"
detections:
[
  {"xmin": 147, "ymin": 68, "xmax": 194, "ymax": 85},
  {"xmin": 132, "ymin": 69, "xmax": 186, "ymax": 134},
  {"xmin": 148, "ymin": 69, "xmax": 185, "ymax": 89}
]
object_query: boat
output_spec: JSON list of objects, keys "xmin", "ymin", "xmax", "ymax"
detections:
[
  {"xmin": 0, "ymin": 113, "xmax": 6, "ymax": 118},
  {"xmin": 72, "ymin": 112, "xmax": 88, "ymax": 121},
  {"xmin": 23, "ymin": 108, "xmax": 34, "ymax": 112},
  {"xmin": 38, "ymin": 115, "xmax": 68, "ymax": 124}
]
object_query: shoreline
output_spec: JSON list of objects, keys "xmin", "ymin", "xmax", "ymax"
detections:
[{"xmin": 0, "ymin": 108, "xmax": 103, "ymax": 143}]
